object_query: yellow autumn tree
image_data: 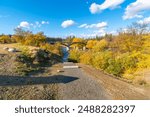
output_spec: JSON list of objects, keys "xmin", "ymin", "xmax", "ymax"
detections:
[
  {"xmin": 71, "ymin": 38, "xmax": 84, "ymax": 49},
  {"xmin": 92, "ymin": 39, "xmax": 108, "ymax": 52},
  {"xmin": 24, "ymin": 32, "xmax": 46, "ymax": 47},
  {"xmin": 86, "ymin": 40, "xmax": 98, "ymax": 49},
  {"xmin": 79, "ymin": 51, "xmax": 93, "ymax": 65},
  {"xmin": 12, "ymin": 35, "xmax": 24, "ymax": 43},
  {"xmin": 0, "ymin": 35, "xmax": 11, "ymax": 43}
]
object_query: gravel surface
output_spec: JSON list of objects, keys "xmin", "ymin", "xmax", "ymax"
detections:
[
  {"xmin": 58, "ymin": 62, "xmax": 111, "ymax": 100},
  {"xmin": 0, "ymin": 54, "xmax": 19, "ymax": 76}
]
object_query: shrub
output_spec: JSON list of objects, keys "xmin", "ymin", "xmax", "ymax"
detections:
[
  {"xmin": 119, "ymin": 52, "xmax": 144, "ymax": 79},
  {"xmin": 68, "ymin": 50, "xmax": 83, "ymax": 62},
  {"xmin": 122, "ymin": 69, "xmax": 136, "ymax": 79},
  {"xmin": 17, "ymin": 46, "xmax": 33, "ymax": 64},
  {"xmin": 120, "ymin": 52, "xmax": 138, "ymax": 70},
  {"xmin": 92, "ymin": 39, "xmax": 108, "ymax": 52},
  {"xmin": 92, "ymin": 51, "xmax": 112, "ymax": 70},
  {"xmin": 0, "ymin": 35, "xmax": 12, "ymax": 43},
  {"xmin": 86, "ymin": 40, "xmax": 98, "ymax": 49},
  {"xmin": 137, "ymin": 54, "xmax": 150, "ymax": 69},
  {"xmin": 79, "ymin": 51, "xmax": 93, "ymax": 65},
  {"xmin": 24, "ymin": 32, "xmax": 46, "ymax": 47},
  {"xmin": 40, "ymin": 42, "xmax": 62, "ymax": 56},
  {"xmin": 11, "ymin": 35, "xmax": 24, "ymax": 43},
  {"xmin": 106, "ymin": 58, "xmax": 123, "ymax": 76}
]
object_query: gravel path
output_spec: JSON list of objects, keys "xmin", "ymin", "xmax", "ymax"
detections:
[
  {"xmin": 58, "ymin": 62, "xmax": 111, "ymax": 100},
  {"xmin": 80, "ymin": 64, "xmax": 150, "ymax": 100}
]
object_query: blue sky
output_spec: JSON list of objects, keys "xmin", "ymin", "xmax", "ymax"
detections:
[{"xmin": 0, "ymin": 0, "xmax": 150, "ymax": 38}]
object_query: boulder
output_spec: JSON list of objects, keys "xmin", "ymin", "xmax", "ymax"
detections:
[
  {"xmin": 8, "ymin": 48, "xmax": 16, "ymax": 52},
  {"xmin": 57, "ymin": 70, "xmax": 64, "ymax": 73}
]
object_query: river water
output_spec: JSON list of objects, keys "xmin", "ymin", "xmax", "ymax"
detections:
[{"xmin": 62, "ymin": 47, "xmax": 69, "ymax": 62}]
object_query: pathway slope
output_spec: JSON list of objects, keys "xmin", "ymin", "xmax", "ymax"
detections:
[{"xmin": 58, "ymin": 62, "xmax": 111, "ymax": 100}]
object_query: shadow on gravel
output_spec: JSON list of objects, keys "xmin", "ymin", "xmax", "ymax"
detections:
[{"xmin": 0, "ymin": 75, "xmax": 79, "ymax": 86}]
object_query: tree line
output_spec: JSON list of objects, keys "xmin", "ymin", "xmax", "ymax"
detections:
[
  {"xmin": 0, "ymin": 28, "xmax": 63, "ymax": 56},
  {"xmin": 68, "ymin": 23, "xmax": 150, "ymax": 85}
]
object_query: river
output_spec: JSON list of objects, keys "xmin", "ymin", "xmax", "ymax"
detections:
[{"xmin": 62, "ymin": 47, "xmax": 69, "ymax": 62}]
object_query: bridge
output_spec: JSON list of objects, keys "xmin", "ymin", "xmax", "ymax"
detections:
[
  {"xmin": 47, "ymin": 39, "xmax": 86, "ymax": 50},
  {"xmin": 61, "ymin": 42, "xmax": 86, "ymax": 49}
]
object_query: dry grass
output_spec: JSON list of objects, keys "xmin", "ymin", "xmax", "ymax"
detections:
[{"xmin": 0, "ymin": 43, "xmax": 38, "ymax": 54}]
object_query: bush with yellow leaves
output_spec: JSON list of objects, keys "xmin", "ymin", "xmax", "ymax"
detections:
[
  {"xmin": 79, "ymin": 51, "xmax": 93, "ymax": 65},
  {"xmin": 0, "ymin": 35, "xmax": 12, "ymax": 43},
  {"xmin": 68, "ymin": 50, "xmax": 83, "ymax": 62},
  {"xmin": 92, "ymin": 39, "xmax": 108, "ymax": 52}
]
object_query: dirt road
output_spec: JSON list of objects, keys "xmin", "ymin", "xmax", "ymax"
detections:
[
  {"xmin": 57, "ymin": 62, "xmax": 150, "ymax": 100},
  {"xmin": 58, "ymin": 62, "xmax": 110, "ymax": 100}
]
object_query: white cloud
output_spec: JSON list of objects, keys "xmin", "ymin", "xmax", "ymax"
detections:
[
  {"xmin": 90, "ymin": 3, "xmax": 101, "ymax": 14},
  {"xmin": 94, "ymin": 29, "xmax": 106, "ymax": 36},
  {"xmin": 78, "ymin": 22, "xmax": 108, "ymax": 38},
  {"xmin": 123, "ymin": 0, "xmax": 150, "ymax": 20},
  {"xmin": 137, "ymin": 17, "xmax": 150, "ymax": 25},
  {"xmin": 79, "ymin": 22, "xmax": 108, "ymax": 29},
  {"xmin": 35, "ymin": 21, "xmax": 41, "ymax": 28},
  {"xmin": 18, "ymin": 21, "xmax": 30, "ymax": 28},
  {"xmin": 78, "ymin": 24, "xmax": 88, "ymax": 28},
  {"xmin": 80, "ymin": 33, "xmax": 96, "ymax": 38},
  {"xmin": 41, "ymin": 21, "xmax": 49, "ymax": 24},
  {"xmin": 18, "ymin": 21, "xmax": 49, "ymax": 29},
  {"xmin": 35, "ymin": 21, "xmax": 39, "ymax": 25},
  {"xmin": 80, "ymin": 31, "xmax": 106, "ymax": 38},
  {"xmin": 61, "ymin": 20, "xmax": 75, "ymax": 28},
  {"xmin": 90, "ymin": 0, "xmax": 125, "ymax": 14},
  {"xmin": 80, "ymin": 29, "xmax": 118, "ymax": 38}
]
